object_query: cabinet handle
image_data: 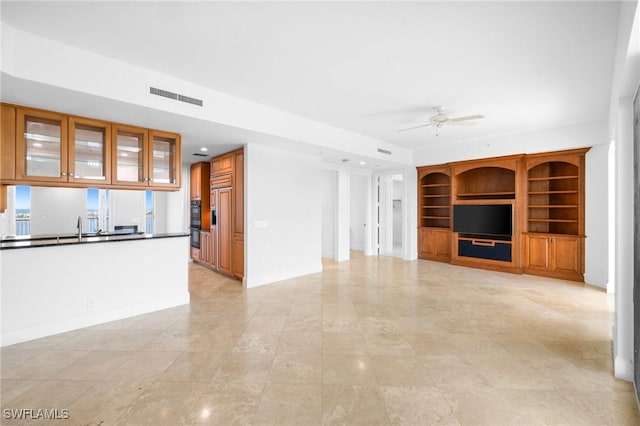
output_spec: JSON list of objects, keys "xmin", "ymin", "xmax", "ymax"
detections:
[
  {"xmin": 472, "ymin": 240, "xmax": 496, "ymax": 247},
  {"xmin": 61, "ymin": 172, "xmax": 67, "ymax": 176},
  {"xmin": 69, "ymin": 172, "xmax": 74, "ymax": 177}
]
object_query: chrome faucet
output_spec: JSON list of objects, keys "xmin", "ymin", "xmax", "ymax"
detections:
[{"xmin": 77, "ymin": 216, "xmax": 82, "ymax": 239}]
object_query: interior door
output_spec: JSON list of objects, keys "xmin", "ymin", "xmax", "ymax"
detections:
[{"xmin": 633, "ymin": 83, "xmax": 640, "ymax": 405}]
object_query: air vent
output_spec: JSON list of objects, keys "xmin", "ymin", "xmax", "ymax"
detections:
[
  {"xmin": 192, "ymin": 152, "xmax": 208, "ymax": 157},
  {"xmin": 149, "ymin": 86, "xmax": 203, "ymax": 107},
  {"xmin": 377, "ymin": 148, "xmax": 392, "ymax": 155}
]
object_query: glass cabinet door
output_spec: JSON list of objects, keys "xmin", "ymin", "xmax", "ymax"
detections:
[
  {"xmin": 16, "ymin": 108, "xmax": 68, "ymax": 182},
  {"xmin": 112, "ymin": 124, "xmax": 148, "ymax": 186},
  {"xmin": 69, "ymin": 117, "xmax": 111, "ymax": 183},
  {"xmin": 149, "ymin": 130, "xmax": 180, "ymax": 188}
]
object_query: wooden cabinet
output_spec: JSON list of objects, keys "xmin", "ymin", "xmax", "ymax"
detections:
[
  {"xmin": 418, "ymin": 227, "xmax": 450, "ymax": 261},
  {"xmin": 417, "ymin": 165, "xmax": 451, "ymax": 262},
  {"xmin": 2, "ymin": 103, "xmax": 182, "ymax": 191},
  {"xmin": 190, "ymin": 162, "xmax": 210, "ymax": 230},
  {"xmin": 522, "ymin": 148, "xmax": 588, "ymax": 281},
  {"xmin": 417, "ymin": 149, "xmax": 587, "ymax": 282},
  {"xmin": 523, "ymin": 234, "xmax": 583, "ymax": 281},
  {"xmin": 449, "ymin": 155, "xmax": 522, "ymax": 273},
  {"xmin": 149, "ymin": 130, "xmax": 180, "ymax": 189},
  {"xmin": 217, "ymin": 187, "xmax": 233, "ymax": 275},
  {"xmin": 15, "ymin": 108, "xmax": 68, "ymax": 183},
  {"xmin": 111, "ymin": 126, "xmax": 181, "ymax": 189},
  {"xmin": 211, "ymin": 153, "xmax": 233, "ymax": 176},
  {"xmin": 16, "ymin": 108, "xmax": 121, "ymax": 185},
  {"xmin": 200, "ymin": 231, "xmax": 213, "ymax": 266},
  {"xmin": 232, "ymin": 149, "xmax": 244, "ymax": 279},
  {"xmin": 1, "ymin": 104, "xmax": 16, "ymax": 182},
  {"xmin": 68, "ymin": 116, "xmax": 111, "ymax": 184},
  {"xmin": 0, "ymin": 104, "xmax": 16, "ymax": 212},
  {"xmin": 196, "ymin": 148, "xmax": 244, "ymax": 281}
]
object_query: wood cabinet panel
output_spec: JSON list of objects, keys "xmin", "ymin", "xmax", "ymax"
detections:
[
  {"xmin": 210, "ymin": 173, "xmax": 233, "ymax": 189},
  {"xmin": 523, "ymin": 234, "xmax": 583, "ymax": 281},
  {"xmin": 233, "ymin": 236, "xmax": 244, "ymax": 279},
  {"xmin": 524, "ymin": 234, "xmax": 550, "ymax": 270},
  {"xmin": 218, "ymin": 187, "xmax": 233, "ymax": 275},
  {"xmin": 234, "ymin": 150, "xmax": 244, "ymax": 235},
  {"xmin": 1, "ymin": 104, "xmax": 16, "ymax": 181},
  {"xmin": 418, "ymin": 228, "xmax": 450, "ymax": 262},
  {"xmin": 211, "ymin": 153, "xmax": 233, "ymax": 176}
]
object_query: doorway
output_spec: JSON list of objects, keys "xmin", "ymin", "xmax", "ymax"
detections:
[{"xmin": 377, "ymin": 173, "xmax": 404, "ymax": 257}]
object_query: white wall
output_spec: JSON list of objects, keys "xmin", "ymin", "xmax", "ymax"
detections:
[
  {"xmin": 109, "ymin": 190, "xmax": 145, "ymax": 232},
  {"xmin": 245, "ymin": 143, "xmax": 323, "ymax": 288},
  {"xmin": 585, "ymin": 144, "xmax": 609, "ymax": 287},
  {"xmin": 1, "ymin": 236, "xmax": 189, "ymax": 346},
  {"xmin": 30, "ymin": 186, "xmax": 86, "ymax": 235},
  {"xmin": 349, "ymin": 174, "xmax": 367, "ymax": 251},
  {"xmin": 609, "ymin": 0, "xmax": 639, "ymax": 382},
  {"xmin": 321, "ymin": 170, "xmax": 337, "ymax": 258}
]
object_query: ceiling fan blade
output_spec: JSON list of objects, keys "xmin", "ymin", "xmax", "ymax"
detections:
[
  {"xmin": 397, "ymin": 123, "xmax": 432, "ymax": 132},
  {"xmin": 448, "ymin": 114, "xmax": 485, "ymax": 122},
  {"xmin": 447, "ymin": 121, "xmax": 477, "ymax": 126}
]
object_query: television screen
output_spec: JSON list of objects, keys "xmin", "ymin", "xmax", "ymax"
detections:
[{"xmin": 453, "ymin": 204, "xmax": 512, "ymax": 237}]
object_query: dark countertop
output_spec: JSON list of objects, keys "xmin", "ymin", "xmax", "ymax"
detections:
[{"xmin": 0, "ymin": 232, "xmax": 189, "ymax": 250}]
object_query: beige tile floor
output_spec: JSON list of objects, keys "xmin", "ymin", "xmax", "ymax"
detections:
[{"xmin": 2, "ymin": 252, "xmax": 639, "ymax": 425}]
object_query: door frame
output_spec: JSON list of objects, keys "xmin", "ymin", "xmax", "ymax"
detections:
[{"xmin": 632, "ymin": 80, "xmax": 640, "ymax": 406}]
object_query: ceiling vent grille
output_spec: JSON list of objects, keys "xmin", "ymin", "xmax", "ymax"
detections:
[
  {"xmin": 377, "ymin": 148, "xmax": 392, "ymax": 155},
  {"xmin": 149, "ymin": 86, "xmax": 203, "ymax": 107},
  {"xmin": 192, "ymin": 152, "xmax": 208, "ymax": 157}
]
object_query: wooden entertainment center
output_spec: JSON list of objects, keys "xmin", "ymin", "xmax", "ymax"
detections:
[{"xmin": 417, "ymin": 148, "xmax": 588, "ymax": 282}]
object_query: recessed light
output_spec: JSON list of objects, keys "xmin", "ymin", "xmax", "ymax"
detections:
[
  {"xmin": 200, "ymin": 147, "xmax": 208, "ymax": 152},
  {"xmin": 359, "ymin": 161, "xmax": 366, "ymax": 165}
]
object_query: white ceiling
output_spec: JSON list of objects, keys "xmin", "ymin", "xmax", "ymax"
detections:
[{"xmin": 0, "ymin": 1, "xmax": 621, "ymax": 162}]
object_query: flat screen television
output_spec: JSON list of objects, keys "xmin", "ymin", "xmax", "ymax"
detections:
[{"xmin": 453, "ymin": 204, "xmax": 512, "ymax": 237}]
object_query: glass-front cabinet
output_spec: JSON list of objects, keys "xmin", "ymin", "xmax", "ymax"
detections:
[
  {"xmin": 16, "ymin": 109, "xmax": 111, "ymax": 184},
  {"xmin": 112, "ymin": 126, "xmax": 180, "ymax": 188},
  {"xmin": 16, "ymin": 108, "xmax": 68, "ymax": 183},
  {"xmin": 7, "ymin": 105, "xmax": 181, "ymax": 192},
  {"xmin": 112, "ymin": 124, "xmax": 148, "ymax": 186},
  {"xmin": 69, "ymin": 117, "xmax": 110, "ymax": 183},
  {"xmin": 149, "ymin": 130, "xmax": 180, "ymax": 188}
]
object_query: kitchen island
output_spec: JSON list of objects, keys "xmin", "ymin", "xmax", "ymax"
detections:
[{"xmin": 0, "ymin": 233, "xmax": 189, "ymax": 346}]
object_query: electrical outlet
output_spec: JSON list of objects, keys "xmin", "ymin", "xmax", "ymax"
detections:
[{"xmin": 86, "ymin": 299, "xmax": 95, "ymax": 310}]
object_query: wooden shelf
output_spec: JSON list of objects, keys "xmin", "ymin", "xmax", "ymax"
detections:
[
  {"xmin": 528, "ymin": 218, "xmax": 578, "ymax": 223},
  {"xmin": 422, "ymin": 215, "xmax": 450, "ymax": 220},
  {"xmin": 422, "ymin": 194, "xmax": 450, "ymax": 198},
  {"xmin": 458, "ymin": 191, "xmax": 516, "ymax": 198},
  {"xmin": 528, "ymin": 175, "xmax": 578, "ymax": 182},
  {"xmin": 528, "ymin": 205, "xmax": 578, "ymax": 208},
  {"xmin": 528, "ymin": 190, "xmax": 578, "ymax": 195},
  {"xmin": 423, "ymin": 205, "xmax": 449, "ymax": 209},
  {"xmin": 422, "ymin": 183, "xmax": 450, "ymax": 188}
]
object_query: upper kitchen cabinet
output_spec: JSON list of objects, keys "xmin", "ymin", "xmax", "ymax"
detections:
[
  {"xmin": 68, "ymin": 116, "xmax": 111, "ymax": 183},
  {"xmin": 149, "ymin": 130, "xmax": 180, "ymax": 188},
  {"xmin": 211, "ymin": 153, "xmax": 233, "ymax": 176},
  {"xmin": 15, "ymin": 108, "xmax": 68, "ymax": 183},
  {"xmin": 112, "ymin": 124, "xmax": 148, "ymax": 187},
  {"xmin": 111, "ymin": 126, "xmax": 180, "ymax": 189}
]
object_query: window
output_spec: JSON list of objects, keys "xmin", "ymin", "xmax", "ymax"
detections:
[
  {"xmin": 15, "ymin": 186, "xmax": 31, "ymax": 236},
  {"xmin": 87, "ymin": 188, "xmax": 99, "ymax": 233},
  {"xmin": 145, "ymin": 190, "xmax": 153, "ymax": 233}
]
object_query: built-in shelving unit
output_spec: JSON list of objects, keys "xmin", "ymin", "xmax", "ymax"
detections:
[
  {"xmin": 522, "ymin": 149, "xmax": 587, "ymax": 281},
  {"xmin": 417, "ymin": 149, "xmax": 589, "ymax": 282},
  {"xmin": 417, "ymin": 167, "xmax": 451, "ymax": 262}
]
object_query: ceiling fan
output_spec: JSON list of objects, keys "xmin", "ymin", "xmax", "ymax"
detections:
[{"xmin": 398, "ymin": 107, "xmax": 484, "ymax": 135}]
